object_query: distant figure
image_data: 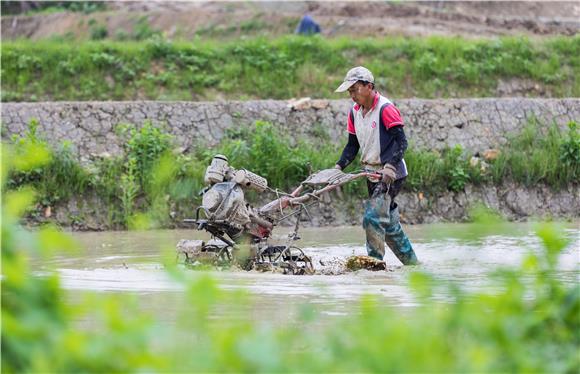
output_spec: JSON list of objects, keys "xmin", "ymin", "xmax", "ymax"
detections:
[{"xmin": 295, "ymin": 14, "xmax": 321, "ymax": 35}]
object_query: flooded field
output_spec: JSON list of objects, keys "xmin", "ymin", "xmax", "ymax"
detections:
[{"xmin": 32, "ymin": 222, "xmax": 579, "ymax": 322}]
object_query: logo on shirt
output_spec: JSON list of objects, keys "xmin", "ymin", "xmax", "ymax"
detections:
[{"xmin": 371, "ymin": 121, "xmax": 377, "ymax": 129}]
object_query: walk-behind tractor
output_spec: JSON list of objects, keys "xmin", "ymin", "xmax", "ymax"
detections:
[{"xmin": 176, "ymin": 155, "xmax": 382, "ymax": 275}]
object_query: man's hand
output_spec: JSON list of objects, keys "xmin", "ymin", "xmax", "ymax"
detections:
[
  {"xmin": 334, "ymin": 164, "xmax": 342, "ymax": 170},
  {"xmin": 379, "ymin": 164, "xmax": 397, "ymax": 184}
]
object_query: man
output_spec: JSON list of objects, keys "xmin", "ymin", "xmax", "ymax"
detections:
[
  {"xmin": 334, "ymin": 66, "xmax": 418, "ymax": 265},
  {"xmin": 295, "ymin": 13, "xmax": 321, "ymax": 35}
]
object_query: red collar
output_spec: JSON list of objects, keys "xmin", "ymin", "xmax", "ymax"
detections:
[
  {"xmin": 353, "ymin": 92, "xmax": 379, "ymax": 112},
  {"xmin": 370, "ymin": 92, "xmax": 380, "ymax": 110}
]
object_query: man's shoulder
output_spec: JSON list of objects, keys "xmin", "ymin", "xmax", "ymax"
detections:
[
  {"xmin": 377, "ymin": 94, "xmax": 393, "ymax": 107},
  {"xmin": 378, "ymin": 95, "xmax": 403, "ymax": 128}
]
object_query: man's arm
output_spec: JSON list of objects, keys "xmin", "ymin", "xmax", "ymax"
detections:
[
  {"xmin": 335, "ymin": 133, "xmax": 360, "ymax": 170},
  {"xmin": 383, "ymin": 126, "xmax": 408, "ymax": 165},
  {"xmin": 378, "ymin": 100, "xmax": 409, "ymax": 183}
]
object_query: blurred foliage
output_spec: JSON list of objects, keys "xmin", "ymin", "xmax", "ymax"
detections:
[
  {"xmin": 2, "ymin": 35, "xmax": 579, "ymax": 101},
  {"xmin": 5, "ymin": 117, "xmax": 580, "ymax": 229},
  {"xmin": 1, "ymin": 1, "xmax": 107, "ymax": 15},
  {"xmin": 117, "ymin": 121, "xmax": 173, "ymax": 189},
  {"xmin": 7, "ymin": 119, "xmax": 91, "ymax": 207},
  {"xmin": 2, "ymin": 136, "xmax": 579, "ymax": 372},
  {"xmin": 88, "ymin": 18, "xmax": 108, "ymax": 41},
  {"xmin": 1, "ymin": 140, "xmax": 158, "ymax": 373}
]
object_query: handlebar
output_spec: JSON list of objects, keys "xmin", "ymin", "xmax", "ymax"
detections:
[{"xmin": 259, "ymin": 170, "xmax": 382, "ymax": 214}]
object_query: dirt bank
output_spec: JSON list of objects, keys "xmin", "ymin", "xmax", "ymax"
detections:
[{"xmin": 2, "ymin": 1, "xmax": 579, "ymax": 41}]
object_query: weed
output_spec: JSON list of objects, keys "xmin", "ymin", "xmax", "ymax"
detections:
[
  {"xmin": 448, "ymin": 165, "xmax": 469, "ymax": 192},
  {"xmin": 89, "ymin": 24, "xmax": 108, "ymax": 41},
  {"xmin": 118, "ymin": 121, "xmax": 173, "ymax": 188},
  {"xmin": 445, "ymin": 145, "xmax": 470, "ymax": 192},
  {"xmin": 239, "ymin": 19, "xmax": 267, "ymax": 33},
  {"xmin": 120, "ymin": 157, "xmax": 139, "ymax": 222},
  {"xmin": 559, "ymin": 121, "xmax": 580, "ymax": 179},
  {"xmin": 132, "ymin": 16, "xmax": 161, "ymax": 41}
]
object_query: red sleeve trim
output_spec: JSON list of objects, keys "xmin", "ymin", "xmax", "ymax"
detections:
[{"xmin": 381, "ymin": 104, "xmax": 404, "ymax": 129}]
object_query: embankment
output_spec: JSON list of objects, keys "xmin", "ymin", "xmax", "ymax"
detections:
[
  {"xmin": 2, "ymin": 98, "xmax": 579, "ymax": 228},
  {"xmin": 3, "ymin": 98, "xmax": 579, "ymax": 156}
]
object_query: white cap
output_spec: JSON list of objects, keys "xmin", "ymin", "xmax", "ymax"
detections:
[{"xmin": 335, "ymin": 66, "xmax": 374, "ymax": 92}]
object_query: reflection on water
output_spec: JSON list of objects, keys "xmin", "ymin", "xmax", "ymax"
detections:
[{"xmin": 32, "ymin": 222, "xmax": 580, "ymax": 318}]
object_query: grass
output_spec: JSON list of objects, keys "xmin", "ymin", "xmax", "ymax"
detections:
[
  {"xmin": 5, "ymin": 117, "xmax": 579, "ymax": 229},
  {"xmin": 2, "ymin": 140, "xmax": 579, "ymax": 372},
  {"xmin": 491, "ymin": 120, "xmax": 580, "ymax": 188},
  {"xmin": 2, "ymin": 35, "xmax": 579, "ymax": 101}
]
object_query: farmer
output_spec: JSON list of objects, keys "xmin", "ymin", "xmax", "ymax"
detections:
[
  {"xmin": 295, "ymin": 13, "xmax": 321, "ymax": 35},
  {"xmin": 334, "ymin": 66, "xmax": 418, "ymax": 265}
]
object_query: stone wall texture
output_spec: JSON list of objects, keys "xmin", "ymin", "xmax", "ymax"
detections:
[
  {"xmin": 2, "ymin": 98, "xmax": 579, "ymax": 160},
  {"xmin": 2, "ymin": 98, "xmax": 579, "ymax": 228}
]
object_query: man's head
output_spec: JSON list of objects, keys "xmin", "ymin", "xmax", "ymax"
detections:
[
  {"xmin": 335, "ymin": 66, "xmax": 374, "ymax": 93},
  {"xmin": 335, "ymin": 66, "xmax": 375, "ymax": 106}
]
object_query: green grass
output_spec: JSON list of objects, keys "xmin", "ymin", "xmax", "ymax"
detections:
[
  {"xmin": 2, "ymin": 141, "xmax": 579, "ymax": 372},
  {"xmin": 491, "ymin": 120, "xmax": 580, "ymax": 188},
  {"xmin": 2, "ymin": 35, "xmax": 579, "ymax": 101},
  {"xmin": 5, "ymin": 117, "xmax": 579, "ymax": 228}
]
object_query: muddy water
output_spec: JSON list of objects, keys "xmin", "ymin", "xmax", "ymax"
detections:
[{"xmin": 34, "ymin": 223, "xmax": 579, "ymax": 320}]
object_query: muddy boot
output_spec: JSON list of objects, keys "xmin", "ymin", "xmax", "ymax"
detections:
[
  {"xmin": 365, "ymin": 223, "xmax": 385, "ymax": 260},
  {"xmin": 362, "ymin": 195, "xmax": 390, "ymax": 260},
  {"xmin": 384, "ymin": 206, "xmax": 418, "ymax": 265}
]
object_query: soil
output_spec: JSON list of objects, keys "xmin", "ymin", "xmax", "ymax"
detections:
[{"xmin": 2, "ymin": 1, "xmax": 579, "ymax": 40}]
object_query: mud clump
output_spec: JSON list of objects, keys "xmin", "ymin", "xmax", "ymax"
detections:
[
  {"xmin": 345, "ymin": 255, "xmax": 387, "ymax": 271},
  {"xmin": 316, "ymin": 255, "xmax": 390, "ymax": 274}
]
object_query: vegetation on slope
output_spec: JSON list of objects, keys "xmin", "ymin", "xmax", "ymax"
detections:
[
  {"xmin": 2, "ymin": 35, "xmax": 579, "ymax": 101},
  {"xmin": 5, "ymin": 118, "xmax": 579, "ymax": 228}
]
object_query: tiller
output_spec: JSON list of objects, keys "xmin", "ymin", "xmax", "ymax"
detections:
[{"xmin": 177, "ymin": 155, "xmax": 381, "ymax": 275}]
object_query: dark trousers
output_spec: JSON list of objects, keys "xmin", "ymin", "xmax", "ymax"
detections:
[
  {"xmin": 366, "ymin": 177, "xmax": 406, "ymax": 209},
  {"xmin": 363, "ymin": 177, "xmax": 417, "ymax": 265}
]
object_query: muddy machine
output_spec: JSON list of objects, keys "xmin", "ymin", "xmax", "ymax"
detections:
[{"xmin": 178, "ymin": 155, "xmax": 381, "ymax": 275}]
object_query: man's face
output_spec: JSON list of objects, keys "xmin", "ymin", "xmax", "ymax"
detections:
[{"xmin": 347, "ymin": 82, "xmax": 373, "ymax": 105}]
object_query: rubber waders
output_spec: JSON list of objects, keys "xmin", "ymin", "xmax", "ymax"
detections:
[{"xmin": 362, "ymin": 183, "xmax": 418, "ymax": 265}]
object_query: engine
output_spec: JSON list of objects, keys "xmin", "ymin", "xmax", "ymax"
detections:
[
  {"xmin": 202, "ymin": 182, "xmax": 251, "ymax": 229},
  {"xmin": 200, "ymin": 155, "xmax": 271, "ymax": 238}
]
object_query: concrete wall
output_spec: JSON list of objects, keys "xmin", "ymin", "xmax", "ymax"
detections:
[{"xmin": 2, "ymin": 99, "xmax": 579, "ymax": 161}]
